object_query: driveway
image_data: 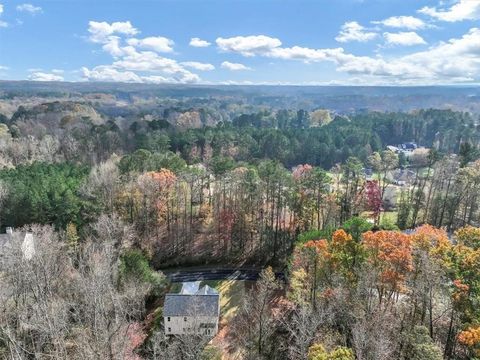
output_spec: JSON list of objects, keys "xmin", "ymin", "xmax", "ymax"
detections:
[{"xmin": 161, "ymin": 267, "xmax": 285, "ymax": 282}]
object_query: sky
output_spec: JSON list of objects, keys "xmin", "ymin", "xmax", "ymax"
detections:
[{"xmin": 0, "ymin": 0, "xmax": 480, "ymax": 85}]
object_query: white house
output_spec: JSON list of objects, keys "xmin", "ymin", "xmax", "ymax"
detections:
[
  {"xmin": 164, "ymin": 282, "xmax": 220, "ymax": 336},
  {"xmin": 387, "ymin": 142, "xmax": 429, "ymax": 159},
  {"xmin": 0, "ymin": 228, "xmax": 35, "ymax": 260}
]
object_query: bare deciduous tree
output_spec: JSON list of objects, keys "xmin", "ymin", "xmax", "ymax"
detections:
[
  {"xmin": 231, "ymin": 267, "xmax": 280, "ymax": 359},
  {"xmin": 81, "ymin": 157, "xmax": 121, "ymax": 213},
  {"xmin": 0, "ymin": 221, "xmax": 149, "ymax": 360},
  {"xmin": 283, "ymin": 304, "xmax": 333, "ymax": 360}
]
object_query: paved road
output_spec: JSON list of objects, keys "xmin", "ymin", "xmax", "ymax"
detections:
[{"xmin": 161, "ymin": 267, "xmax": 285, "ymax": 282}]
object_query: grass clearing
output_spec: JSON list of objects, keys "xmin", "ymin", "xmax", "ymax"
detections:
[
  {"xmin": 200, "ymin": 280, "xmax": 250, "ymax": 323},
  {"xmin": 381, "ymin": 211, "xmax": 398, "ymax": 225}
]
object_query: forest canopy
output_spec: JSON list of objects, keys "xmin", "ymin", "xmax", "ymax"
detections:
[{"xmin": 0, "ymin": 90, "xmax": 480, "ymax": 359}]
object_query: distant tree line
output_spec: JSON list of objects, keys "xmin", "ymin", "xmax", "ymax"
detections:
[{"xmin": 0, "ymin": 108, "xmax": 479, "ymax": 265}]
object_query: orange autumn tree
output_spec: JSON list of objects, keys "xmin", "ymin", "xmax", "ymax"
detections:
[
  {"xmin": 140, "ymin": 169, "xmax": 176, "ymax": 213},
  {"xmin": 290, "ymin": 229, "xmax": 366, "ymax": 306},
  {"xmin": 302, "ymin": 231, "xmax": 361, "ymax": 287},
  {"xmin": 411, "ymin": 224, "xmax": 451, "ymax": 262},
  {"xmin": 455, "ymin": 226, "xmax": 480, "ymax": 250},
  {"xmin": 330, "ymin": 229, "xmax": 364, "ymax": 283},
  {"xmin": 410, "ymin": 224, "xmax": 452, "ymax": 292},
  {"xmin": 363, "ymin": 230, "xmax": 413, "ymax": 304},
  {"xmin": 450, "ymin": 242, "xmax": 480, "ymax": 308},
  {"xmin": 458, "ymin": 326, "xmax": 480, "ymax": 358},
  {"xmin": 450, "ymin": 241, "xmax": 480, "ymax": 320},
  {"xmin": 290, "ymin": 239, "xmax": 331, "ymax": 306},
  {"xmin": 449, "ymin": 227, "xmax": 480, "ymax": 358},
  {"xmin": 304, "ymin": 239, "xmax": 332, "ymax": 303},
  {"xmin": 331, "ymin": 229, "xmax": 353, "ymax": 249}
]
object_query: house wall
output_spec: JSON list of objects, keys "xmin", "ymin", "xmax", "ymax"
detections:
[{"xmin": 164, "ymin": 315, "xmax": 219, "ymax": 336}]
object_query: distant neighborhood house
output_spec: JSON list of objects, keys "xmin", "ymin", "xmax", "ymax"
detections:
[
  {"xmin": 0, "ymin": 227, "xmax": 35, "ymax": 260},
  {"xmin": 362, "ymin": 167, "xmax": 374, "ymax": 181},
  {"xmin": 164, "ymin": 281, "xmax": 220, "ymax": 336},
  {"xmin": 387, "ymin": 168, "xmax": 417, "ymax": 186},
  {"xmin": 387, "ymin": 142, "xmax": 428, "ymax": 158}
]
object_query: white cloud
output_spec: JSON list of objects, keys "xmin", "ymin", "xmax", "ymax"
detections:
[
  {"xmin": 373, "ymin": 16, "xmax": 426, "ymax": 30},
  {"xmin": 419, "ymin": 0, "xmax": 480, "ymax": 22},
  {"xmin": 221, "ymin": 61, "xmax": 251, "ymax": 71},
  {"xmin": 216, "ymin": 28, "xmax": 480, "ymax": 84},
  {"xmin": 88, "ymin": 21, "xmax": 139, "ymax": 43},
  {"xmin": 81, "ymin": 66, "xmax": 141, "ymax": 83},
  {"xmin": 181, "ymin": 61, "xmax": 215, "ymax": 71},
  {"xmin": 393, "ymin": 27, "xmax": 480, "ymax": 81},
  {"xmin": 100, "ymin": 36, "xmax": 128, "ymax": 57},
  {"xmin": 332, "ymin": 27, "xmax": 480, "ymax": 83},
  {"xmin": 335, "ymin": 21, "xmax": 377, "ymax": 43},
  {"xmin": 28, "ymin": 68, "xmax": 65, "ymax": 74},
  {"xmin": 216, "ymin": 35, "xmax": 282, "ymax": 56},
  {"xmin": 216, "ymin": 34, "xmax": 336, "ymax": 63},
  {"xmin": 189, "ymin": 37, "xmax": 211, "ymax": 47},
  {"xmin": 28, "ymin": 72, "xmax": 64, "ymax": 81},
  {"xmin": 105, "ymin": 47, "xmax": 199, "ymax": 81},
  {"xmin": 171, "ymin": 72, "xmax": 201, "ymax": 83},
  {"xmin": 384, "ymin": 31, "xmax": 427, "ymax": 46},
  {"xmin": 127, "ymin": 36, "xmax": 174, "ymax": 53},
  {"xmin": 112, "ymin": 49, "xmax": 184, "ymax": 73},
  {"xmin": 0, "ymin": 65, "xmax": 8, "ymax": 70},
  {"xmin": 0, "ymin": 3, "xmax": 6, "ymax": 27},
  {"xmin": 81, "ymin": 64, "xmax": 200, "ymax": 84},
  {"xmin": 215, "ymin": 35, "xmax": 338, "ymax": 62},
  {"xmin": 218, "ymin": 80, "xmax": 255, "ymax": 85},
  {"xmin": 83, "ymin": 20, "xmax": 201, "ymax": 84},
  {"xmin": 16, "ymin": 3, "xmax": 42, "ymax": 14},
  {"xmin": 268, "ymin": 46, "xmax": 335, "ymax": 62},
  {"xmin": 80, "ymin": 19, "xmax": 480, "ymax": 85},
  {"xmin": 142, "ymin": 75, "xmax": 170, "ymax": 84}
]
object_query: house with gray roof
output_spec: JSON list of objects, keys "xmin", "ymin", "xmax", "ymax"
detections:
[{"xmin": 164, "ymin": 282, "xmax": 220, "ymax": 336}]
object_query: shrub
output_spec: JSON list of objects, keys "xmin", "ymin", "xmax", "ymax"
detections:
[{"xmin": 120, "ymin": 250, "xmax": 168, "ymax": 297}]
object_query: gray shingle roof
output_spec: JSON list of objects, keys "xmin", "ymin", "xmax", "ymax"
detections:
[
  {"xmin": 164, "ymin": 292, "xmax": 219, "ymax": 317},
  {"xmin": 180, "ymin": 281, "xmax": 201, "ymax": 294}
]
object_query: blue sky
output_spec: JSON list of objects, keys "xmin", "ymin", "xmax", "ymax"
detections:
[{"xmin": 0, "ymin": 0, "xmax": 479, "ymax": 85}]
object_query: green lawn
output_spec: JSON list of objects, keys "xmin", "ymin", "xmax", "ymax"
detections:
[
  {"xmin": 359, "ymin": 210, "xmax": 399, "ymax": 229},
  {"xmin": 200, "ymin": 280, "xmax": 250, "ymax": 323},
  {"xmin": 381, "ymin": 211, "xmax": 398, "ymax": 224}
]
